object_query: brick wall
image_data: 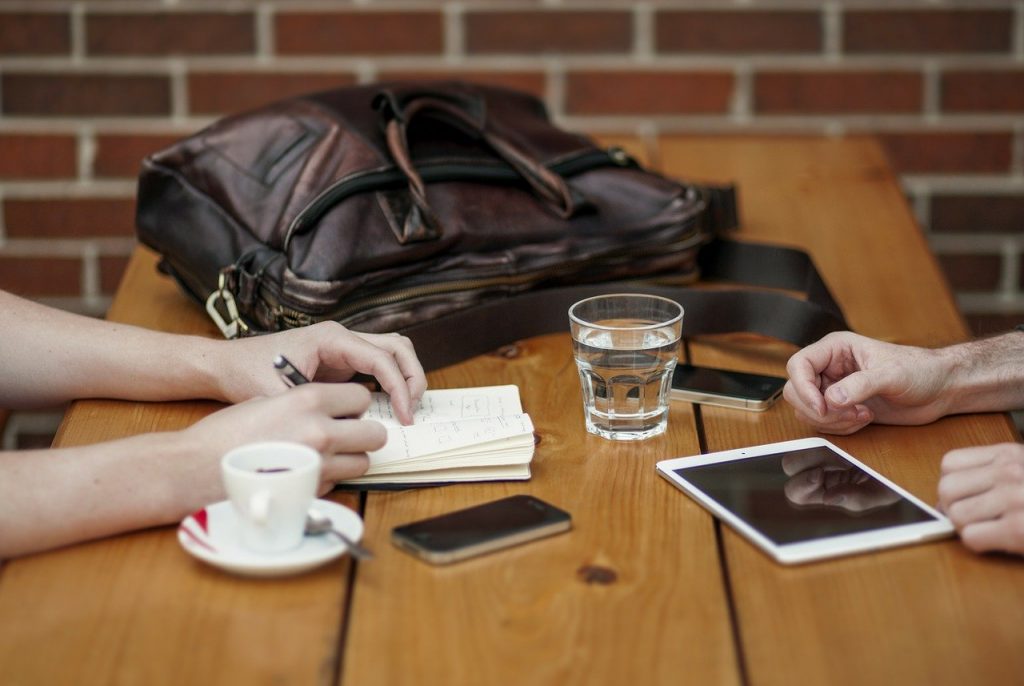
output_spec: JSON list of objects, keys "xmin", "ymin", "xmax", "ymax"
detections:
[{"xmin": 1, "ymin": 1, "xmax": 1023, "ymax": 443}]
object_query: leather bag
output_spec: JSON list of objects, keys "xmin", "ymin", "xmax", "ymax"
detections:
[{"xmin": 135, "ymin": 81, "xmax": 847, "ymax": 370}]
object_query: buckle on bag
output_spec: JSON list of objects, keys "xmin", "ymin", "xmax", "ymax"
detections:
[{"xmin": 205, "ymin": 271, "xmax": 250, "ymax": 339}]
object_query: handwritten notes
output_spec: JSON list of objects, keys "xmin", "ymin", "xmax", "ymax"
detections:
[
  {"xmin": 343, "ymin": 386, "xmax": 534, "ymax": 486},
  {"xmin": 364, "ymin": 385, "xmax": 522, "ymax": 426}
]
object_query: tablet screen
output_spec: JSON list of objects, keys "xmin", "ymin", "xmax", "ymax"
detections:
[{"xmin": 672, "ymin": 445, "xmax": 938, "ymax": 545}]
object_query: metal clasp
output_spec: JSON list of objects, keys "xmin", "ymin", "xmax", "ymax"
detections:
[{"xmin": 205, "ymin": 270, "xmax": 250, "ymax": 339}]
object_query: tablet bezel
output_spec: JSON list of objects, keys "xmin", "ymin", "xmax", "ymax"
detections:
[{"xmin": 655, "ymin": 437, "xmax": 954, "ymax": 565}]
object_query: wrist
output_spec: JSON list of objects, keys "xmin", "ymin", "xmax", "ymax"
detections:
[
  {"xmin": 179, "ymin": 336, "xmax": 232, "ymax": 402},
  {"xmin": 940, "ymin": 333, "xmax": 1024, "ymax": 414},
  {"xmin": 150, "ymin": 428, "xmax": 225, "ymax": 522}
]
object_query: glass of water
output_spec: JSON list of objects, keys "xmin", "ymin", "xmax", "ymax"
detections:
[{"xmin": 569, "ymin": 294, "xmax": 683, "ymax": 441}]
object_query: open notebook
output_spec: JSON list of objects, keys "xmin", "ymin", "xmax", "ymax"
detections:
[{"xmin": 341, "ymin": 385, "xmax": 535, "ymax": 486}]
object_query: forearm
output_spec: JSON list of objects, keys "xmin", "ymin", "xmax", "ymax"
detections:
[
  {"xmin": 0, "ymin": 291, "xmax": 225, "ymax": 408},
  {"xmin": 941, "ymin": 332, "xmax": 1024, "ymax": 415},
  {"xmin": 0, "ymin": 431, "xmax": 218, "ymax": 558}
]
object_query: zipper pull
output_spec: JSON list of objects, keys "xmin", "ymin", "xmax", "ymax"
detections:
[{"xmin": 274, "ymin": 305, "xmax": 314, "ymax": 329}]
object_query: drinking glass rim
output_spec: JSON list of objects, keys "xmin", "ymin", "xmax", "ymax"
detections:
[{"xmin": 568, "ymin": 293, "xmax": 684, "ymax": 331}]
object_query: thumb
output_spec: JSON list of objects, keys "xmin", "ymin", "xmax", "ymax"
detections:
[{"xmin": 825, "ymin": 367, "xmax": 898, "ymax": 408}]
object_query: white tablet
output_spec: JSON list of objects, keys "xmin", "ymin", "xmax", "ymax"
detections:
[{"xmin": 656, "ymin": 437, "xmax": 954, "ymax": 565}]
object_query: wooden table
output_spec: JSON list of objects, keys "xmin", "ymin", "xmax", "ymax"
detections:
[{"xmin": 1, "ymin": 137, "xmax": 1021, "ymax": 686}]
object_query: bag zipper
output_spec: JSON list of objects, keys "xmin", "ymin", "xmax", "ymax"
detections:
[
  {"xmin": 266, "ymin": 229, "xmax": 707, "ymax": 329},
  {"xmin": 283, "ymin": 147, "xmax": 634, "ymax": 249}
]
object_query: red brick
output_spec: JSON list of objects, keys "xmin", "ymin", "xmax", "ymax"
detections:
[
  {"xmin": 965, "ymin": 313, "xmax": 1024, "ymax": 337},
  {"xmin": 94, "ymin": 133, "xmax": 185, "ymax": 178},
  {"xmin": 566, "ymin": 71, "xmax": 733, "ymax": 115},
  {"xmin": 877, "ymin": 132, "xmax": 1013, "ymax": 174},
  {"xmin": 0, "ymin": 256, "xmax": 81, "ymax": 297},
  {"xmin": 465, "ymin": 11, "xmax": 631, "ymax": 54},
  {"xmin": 656, "ymin": 10, "xmax": 821, "ymax": 54},
  {"xmin": 942, "ymin": 70, "xmax": 1024, "ymax": 113},
  {"xmin": 188, "ymin": 72, "xmax": 357, "ymax": 116},
  {"xmin": 931, "ymin": 194, "xmax": 1024, "ymax": 234},
  {"xmin": 376, "ymin": 71, "xmax": 546, "ymax": 100},
  {"xmin": 0, "ymin": 12, "xmax": 71, "ymax": 55},
  {"xmin": 936, "ymin": 254, "xmax": 1002, "ymax": 291},
  {"xmin": 0, "ymin": 134, "xmax": 77, "ymax": 179},
  {"xmin": 85, "ymin": 12, "xmax": 255, "ymax": 56},
  {"xmin": 844, "ymin": 10, "xmax": 1012, "ymax": 54},
  {"xmin": 2, "ymin": 73, "xmax": 171, "ymax": 116},
  {"xmin": 4, "ymin": 198, "xmax": 136, "ymax": 239},
  {"xmin": 276, "ymin": 12, "xmax": 442, "ymax": 55},
  {"xmin": 100, "ymin": 255, "xmax": 131, "ymax": 294},
  {"xmin": 754, "ymin": 70, "xmax": 921, "ymax": 114}
]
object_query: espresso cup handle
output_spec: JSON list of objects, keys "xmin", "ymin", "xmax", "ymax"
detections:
[{"xmin": 249, "ymin": 490, "xmax": 271, "ymax": 525}]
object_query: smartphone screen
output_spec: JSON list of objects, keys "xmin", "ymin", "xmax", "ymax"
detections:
[
  {"xmin": 671, "ymin": 364, "xmax": 786, "ymax": 411},
  {"xmin": 391, "ymin": 495, "xmax": 571, "ymax": 564}
]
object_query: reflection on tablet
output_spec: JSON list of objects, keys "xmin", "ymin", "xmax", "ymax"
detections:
[{"xmin": 673, "ymin": 446, "xmax": 936, "ymax": 545}]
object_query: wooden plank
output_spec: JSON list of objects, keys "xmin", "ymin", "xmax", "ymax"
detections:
[
  {"xmin": 342, "ymin": 338, "xmax": 740, "ymax": 686},
  {"xmin": 0, "ymin": 249, "xmax": 359, "ymax": 686},
  {"xmin": 341, "ymin": 135, "xmax": 741, "ymax": 685},
  {"xmin": 659, "ymin": 135, "xmax": 1024, "ymax": 685}
]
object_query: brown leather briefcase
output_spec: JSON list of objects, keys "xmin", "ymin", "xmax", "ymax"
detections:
[{"xmin": 136, "ymin": 81, "xmax": 846, "ymax": 370}]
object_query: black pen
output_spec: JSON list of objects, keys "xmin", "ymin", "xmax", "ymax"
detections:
[{"xmin": 274, "ymin": 354, "xmax": 310, "ymax": 387}]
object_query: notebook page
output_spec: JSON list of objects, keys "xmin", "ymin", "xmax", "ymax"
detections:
[{"xmin": 364, "ymin": 385, "xmax": 523, "ymax": 427}]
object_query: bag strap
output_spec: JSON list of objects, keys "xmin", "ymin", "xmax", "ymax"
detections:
[{"xmin": 399, "ymin": 238, "xmax": 848, "ymax": 372}]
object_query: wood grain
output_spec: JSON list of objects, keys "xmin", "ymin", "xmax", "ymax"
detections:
[
  {"xmin": 0, "ymin": 249, "xmax": 361, "ymax": 686},
  {"xmin": 2, "ymin": 137, "xmax": 1018, "ymax": 686},
  {"xmin": 659, "ymin": 136, "xmax": 1024, "ymax": 685},
  {"xmin": 341, "ymin": 335, "xmax": 740, "ymax": 686}
]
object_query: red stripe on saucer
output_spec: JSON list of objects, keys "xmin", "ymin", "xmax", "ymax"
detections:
[{"xmin": 179, "ymin": 519, "xmax": 217, "ymax": 553}]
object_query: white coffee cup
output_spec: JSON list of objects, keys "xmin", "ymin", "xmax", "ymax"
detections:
[{"xmin": 221, "ymin": 442, "xmax": 322, "ymax": 555}]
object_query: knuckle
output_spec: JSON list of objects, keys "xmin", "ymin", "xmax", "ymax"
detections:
[
  {"xmin": 292, "ymin": 384, "xmax": 323, "ymax": 410},
  {"xmin": 936, "ymin": 478, "xmax": 955, "ymax": 505},
  {"xmin": 996, "ymin": 459, "xmax": 1024, "ymax": 483},
  {"xmin": 344, "ymin": 383, "xmax": 372, "ymax": 409},
  {"xmin": 301, "ymin": 424, "xmax": 331, "ymax": 453}
]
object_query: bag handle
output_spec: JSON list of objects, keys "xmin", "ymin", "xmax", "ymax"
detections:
[{"xmin": 374, "ymin": 89, "xmax": 581, "ymax": 243}]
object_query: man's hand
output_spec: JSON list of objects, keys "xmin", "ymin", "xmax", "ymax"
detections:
[
  {"xmin": 784, "ymin": 332, "xmax": 954, "ymax": 435},
  {"xmin": 939, "ymin": 443, "xmax": 1024, "ymax": 556}
]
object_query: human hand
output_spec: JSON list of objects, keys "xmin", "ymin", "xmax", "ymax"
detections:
[
  {"xmin": 210, "ymin": 321, "xmax": 426, "ymax": 425},
  {"xmin": 781, "ymin": 448, "xmax": 901, "ymax": 512},
  {"xmin": 938, "ymin": 443, "xmax": 1024, "ymax": 556},
  {"xmin": 783, "ymin": 331, "xmax": 953, "ymax": 435},
  {"xmin": 180, "ymin": 383, "xmax": 385, "ymax": 499}
]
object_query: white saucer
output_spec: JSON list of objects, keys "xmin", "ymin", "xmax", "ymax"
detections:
[{"xmin": 177, "ymin": 499, "xmax": 365, "ymax": 578}]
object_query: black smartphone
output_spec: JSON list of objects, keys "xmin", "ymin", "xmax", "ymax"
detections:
[
  {"xmin": 671, "ymin": 363, "xmax": 786, "ymax": 411},
  {"xmin": 391, "ymin": 495, "xmax": 572, "ymax": 565}
]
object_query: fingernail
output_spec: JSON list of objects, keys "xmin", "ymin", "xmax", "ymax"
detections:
[
  {"xmin": 810, "ymin": 469, "xmax": 822, "ymax": 485},
  {"xmin": 828, "ymin": 387, "xmax": 848, "ymax": 405}
]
